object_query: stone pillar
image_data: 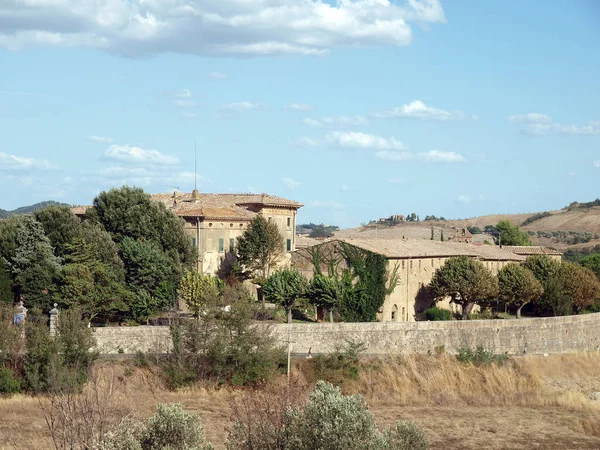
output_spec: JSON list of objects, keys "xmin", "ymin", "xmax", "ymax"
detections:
[{"xmin": 49, "ymin": 303, "xmax": 59, "ymax": 337}]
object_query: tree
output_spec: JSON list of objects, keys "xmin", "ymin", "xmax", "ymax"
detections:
[
  {"xmin": 0, "ymin": 265, "xmax": 12, "ymax": 304},
  {"xmin": 306, "ymin": 274, "xmax": 343, "ymax": 323},
  {"xmin": 580, "ymin": 254, "xmax": 600, "ymax": 280},
  {"xmin": 524, "ymin": 255, "xmax": 570, "ymax": 316},
  {"xmin": 177, "ymin": 270, "xmax": 221, "ymax": 317},
  {"xmin": 430, "ymin": 227, "xmax": 434, "ymax": 240},
  {"xmin": 440, "ymin": 230, "xmax": 444, "ymax": 242},
  {"xmin": 34, "ymin": 206, "xmax": 83, "ymax": 258},
  {"xmin": 495, "ymin": 220, "xmax": 533, "ymax": 246},
  {"xmin": 428, "ymin": 256, "xmax": 498, "ymax": 320},
  {"xmin": 263, "ymin": 269, "xmax": 308, "ymax": 323},
  {"xmin": 498, "ymin": 263, "xmax": 543, "ymax": 318},
  {"xmin": 7, "ymin": 217, "xmax": 61, "ymax": 311},
  {"xmin": 236, "ymin": 215, "xmax": 284, "ymax": 282},
  {"xmin": 559, "ymin": 263, "xmax": 600, "ymax": 314}
]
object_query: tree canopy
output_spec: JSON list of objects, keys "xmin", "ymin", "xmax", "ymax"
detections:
[
  {"xmin": 428, "ymin": 256, "xmax": 498, "ymax": 319},
  {"xmin": 580, "ymin": 254, "xmax": 600, "ymax": 280},
  {"xmin": 559, "ymin": 263, "xmax": 600, "ymax": 314},
  {"xmin": 236, "ymin": 215, "xmax": 284, "ymax": 282},
  {"xmin": 306, "ymin": 274, "xmax": 344, "ymax": 322},
  {"xmin": 497, "ymin": 263, "xmax": 543, "ymax": 318},
  {"xmin": 178, "ymin": 270, "xmax": 221, "ymax": 317},
  {"xmin": 495, "ymin": 220, "xmax": 533, "ymax": 246},
  {"xmin": 263, "ymin": 268, "xmax": 308, "ymax": 323}
]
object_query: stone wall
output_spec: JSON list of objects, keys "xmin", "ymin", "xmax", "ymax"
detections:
[{"xmin": 93, "ymin": 313, "xmax": 600, "ymax": 355}]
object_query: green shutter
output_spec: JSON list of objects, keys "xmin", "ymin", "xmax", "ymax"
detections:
[
  {"xmin": 286, "ymin": 239, "xmax": 291, "ymax": 252},
  {"xmin": 218, "ymin": 238, "xmax": 224, "ymax": 252},
  {"xmin": 229, "ymin": 238, "xmax": 234, "ymax": 251}
]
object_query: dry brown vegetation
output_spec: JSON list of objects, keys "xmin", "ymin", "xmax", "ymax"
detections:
[{"xmin": 1, "ymin": 353, "xmax": 599, "ymax": 450}]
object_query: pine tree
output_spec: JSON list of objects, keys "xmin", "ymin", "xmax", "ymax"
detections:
[
  {"xmin": 440, "ymin": 230, "xmax": 445, "ymax": 242},
  {"xmin": 430, "ymin": 227, "xmax": 434, "ymax": 240}
]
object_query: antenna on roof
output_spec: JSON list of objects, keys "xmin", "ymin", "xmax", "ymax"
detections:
[{"xmin": 194, "ymin": 139, "xmax": 197, "ymax": 191}]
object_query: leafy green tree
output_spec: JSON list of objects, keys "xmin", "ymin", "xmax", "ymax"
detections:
[
  {"xmin": 7, "ymin": 217, "xmax": 61, "ymax": 311},
  {"xmin": 306, "ymin": 274, "xmax": 344, "ymax": 323},
  {"xmin": 580, "ymin": 254, "xmax": 600, "ymax": 280},
  {"xmin": 177, "ymin": 270, "xmax": 221, "ymax": 317},
  {"xmin": 79, "ymin": 221, "xmax": 125, "ymax": 275},
  {"xmin": 560, "ymin": 263, "xmax": 600, "ymax": 314},
  {"xmin": 263, "ymin": 269, "xmax": 308, "ymax": 323},
  {"xmin": 498, "ymin": 263, "xmax": 543, "ymax": 318},
  {"xmin": 495, "ymin": 220, "xmax": 533, "ymax": 246},
  {"xmin": 236, "ymin": 215, "xmax": 284, "ymax": 282},
  {"xmin": 0, "ymin": 265, "xmax": 12, "ymax": 304},
  {"xmin": 524, "ymin": 255, "xmax": 570, "ymax": 316},
  {"xmin": 34, "ymin": 205, "xmax": 83, "ymax": 258},
  {"xmin": 428, "ymin": 256, "xmax": 498, "ymax": 320},
  {"xmin": 55, "ymin": 237, "xmax": 128, "ymax": 323}
]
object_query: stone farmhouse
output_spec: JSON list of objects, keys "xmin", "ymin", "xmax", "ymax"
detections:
[
  {"xmin": 73, "ymin": 189, "xmax": 303, "ymax": 275},
  {"xmin": 292, "ymin": 238, "xmax": 539, "ymax": 322}
]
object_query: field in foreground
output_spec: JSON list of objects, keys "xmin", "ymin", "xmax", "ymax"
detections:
[{"xmin": 1, "ymin": 352, "xmax": 599, "ymax": 450}]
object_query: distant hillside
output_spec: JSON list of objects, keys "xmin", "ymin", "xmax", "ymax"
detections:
[
  {"xmin": 0, "ymin": 201, "xmax": 70, "ymax": 219},
  {"xmin": 338, "ymin": 199, "xmax": 600, "ymax": 252}
]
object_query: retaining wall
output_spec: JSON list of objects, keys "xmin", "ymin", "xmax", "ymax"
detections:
[{"xmin": 93, "ymin": 312, "xmax": 600, "ymax": 355}]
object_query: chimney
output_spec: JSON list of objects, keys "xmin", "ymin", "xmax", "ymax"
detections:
[{"xmin": 191, "ymin": 189, "xmax": 200, "ymax": 202}]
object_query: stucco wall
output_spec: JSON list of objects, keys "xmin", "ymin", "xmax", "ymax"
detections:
[{"xmin": 93, "ymin": 313, "xmax": 600, "ymax": 355}]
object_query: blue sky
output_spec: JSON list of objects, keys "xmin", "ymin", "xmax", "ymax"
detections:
[{"xmin": 0, "ymin": 0, "xmax": 599, "ymax": 228}]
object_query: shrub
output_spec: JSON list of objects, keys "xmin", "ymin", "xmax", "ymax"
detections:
[
  {"xmin": 456, "ymin": 346, "xmax": 509, "ymax": 367},
  {"xmin": 300, "ymin": 340, "xmax": 366, "ymax": 385},
  {"xmin": 380, "ymin": 420, "xmax": 428, "ymax": 450},
  {"xmin": 0, "ymin": 367, "xmax": 21, "ymax": 395},
  {"xmin": 422, "ymin": 307, "xmax": 453, "ymax": 321}
]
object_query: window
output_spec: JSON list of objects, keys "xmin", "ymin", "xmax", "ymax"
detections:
[
  {"xmin": 287, "ymin": 217, "xmax": 291, "ymax": 227},
  {"xmin": 192, "ymin": 238, "xmax": 196, "ymax": 248},
  {"xmin": 218, "ymin": 238, "xmax": 224, "ymax": 252},
  {"xmin": 229, "ymin": 238, "xmax": 234, "ymax": 252},
  {"xmin": 410, "ymin": 260, "xmax": 413, "ymax": 269},
  {"xmin": 418, "ymin": 259, "xmax": 421, "ymax": 269},
  {"xmin": 286, "ymin": 239, "xmax": 291, "ymax": 252},
  {"xmin": 402, "ymin": 307, "xmax": 406, "ymax": 321},
  {"xmin": 208, "ymin": 223, "xmax": 213, "ymax": 227}
]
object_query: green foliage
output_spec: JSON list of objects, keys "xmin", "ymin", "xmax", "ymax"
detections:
[
  {"xmin": 440, "ymin": 230, "xmax": 444, "ymax": 242},
  {"xmin": 428, "ymin": 256, "xmax": 498, "ymax": 320},
  {"xmin": 380, "ymin": 421, "xmax": 429, "ymax": 450},
  {"xmin": 521, "ymin": 211, "xmax": 552, "ymax": 227},
  {"xmin": 263, "ymin": 269, "xmax": 308, "ymax": 323},
  {"xmin": 565, "ymin": 198, "xmax": 600, "ymax": 210},
  {"xmin": 236, "ymin": 215, "xmax": 284, "ymax": 282},
  {"xmin": 177, "ymin": 270, "xmax": 221, "ymax": 317},
  {"xmin": 498, "ymin": 263, "xmax": 543, "ymax": 318},
  {"xmin": 535, "ymin": 230, "xmax": 594, "ymax": 245},
  {"xmin": 422, "ymin": 306, "xmax": 453, "ymax": 321},
  {"xmin": 7, "ymin": 217, "xmax": 61, "ymax": 311},
  {"xmin": 99, "ymin": 403, "xmax": 213, "ymax": 450},
  {"xmin": 0, "ymin": 264, "xmax": 12, "ymax": 304},
  {"xmin": 495, "ymin": 220, "xmax": 533, "ymax": 246},
  {"xmin": 301, "ymin": 340, "xmax": 366, "ymax": 385},
  {"xmin": 563, "ymin": 245, "xmax": 600, "ymax": 263},
  {"xmin": 456, "ymin": 346, "xmax": 510, "ymax": 366},
  {"xmin": 34, "ymin": 205, "xmax": 83, "ymax": 258},
  {"xmin": 338, "ymin": 242, "xmax": 390, "ymax": 322},
  {"xmin": 306, "ymin": 274, "xmax": 343, "ymax": 314},
  {"xmin": 0, "ymin": 201, "xmax": 69, "ymax": 219},
  {"xmin": 0, "ymin": 367, "xmax": 21, "ymax": 395},
  {"xmin": 560, "ymin": 262, "xmax": 600, "ymax": 313},
  {"xmin": 466, "ymin": 226, "xmax": 482, "ymax": 234},
  {"xmin": 580, "ymin": 254, "xmax": 600, "ymax": 280}
]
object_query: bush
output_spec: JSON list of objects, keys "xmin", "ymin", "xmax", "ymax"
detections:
[
  {"xmin": 422, "ymin": 307, "xmax": 453, "ymax": 321},
  {"xmin": 300, "ymin": 340, "xmax": 365, "ymax": 385},
  {"xmin": 227, "ymin": 381, "xmax": 428, "ymax": 450},
  {"xmin": 456, "ymin": 346, "xmax": 510, "ymax": 367},
  {"xmin": 0, "ymin": 367, "xmax": 21, "ymax": 395}
]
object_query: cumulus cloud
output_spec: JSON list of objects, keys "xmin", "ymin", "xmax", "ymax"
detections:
[
  {"xmin": 282, "ymin": 177, "xmax": 302, "ymax": 190},
  {"xmin": 594, "ymin": 161, "xmax": 600, "ymax": 168},
  {"xmin": 0, "ymin": 1, "xmax": 446, "ymax": 56},
  {"xmin": 286, "ymin": 103, "xmax": 312, "ymax": 111},
  {"xmin": 509, "ymin": 113, "xmax": 600, "ymax": 135},
  {"xmin": 327, "ymin": 131, "xmax": 408, "ymax": 150},
  {"xmin": 371, "ymin": 100, "xmax": 466, "ymax": 121},
  {"xmin": 305, "ymin": 116, "xmax": 368, "ymax": 127},
  {"xmin": 456, "ymin": 195, "xmax": 471, "ymax": 204},
  {"xmin": 376, "ymin": 149, "xmax": 464, "ymax": 163},
  {"xmin": 104, "ymin": 144, "xmax": 180, "ymax": 166},
  {"xmin": 0, "ymin": 152, "xmax": 55, "ymax": 171}
]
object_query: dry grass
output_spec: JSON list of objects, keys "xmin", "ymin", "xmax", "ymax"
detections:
[{"xmin": 1, "ymin": 353, "xmax": 599, "ymax": 449}]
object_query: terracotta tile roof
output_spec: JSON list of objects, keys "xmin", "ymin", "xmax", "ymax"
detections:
[
  {"xmin": 329, "ymin": 238, "xmax": 525, "ymax": 261},
  {"xmin": 71, "ymin": 206, "xmax": 89, "ymax": 216},
  {"xmin": 174, "ymin": 207, "xmax": 255, "ymax": 220},
  {"xmin": 501, "ymin": 246, "xmax": 562, "ymax": 256},
  {"xmin": 152, "ymin": 192, "xmax": 303, "ymax": 209}
]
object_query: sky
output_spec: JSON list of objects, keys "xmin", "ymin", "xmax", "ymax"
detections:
[{"xmin": 0, "ymin": 0, "xmax": 599, "ymax": 228}]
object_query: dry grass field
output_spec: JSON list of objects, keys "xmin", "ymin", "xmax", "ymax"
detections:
[{"xmin": 1, "ymin": 353, "xmax": 599, "ymax": 450}]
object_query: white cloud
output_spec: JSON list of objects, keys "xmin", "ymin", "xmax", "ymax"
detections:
[
  {"xmin": 305, "ymin": 116, "xmax": 368, "ymax": 127},
  {"xmin": 282, "ymin": 177, "xmax": 302, "ymax": 190},
  {"xmin": 206, "ymin": 72, "xmax": 228, "ymax": 80},
  {"xmin": 310, "ymin": 200, "xmax": 343, "ymax": 209},
  {"xmin": 509, "ymin": 113, "xmax": 600, "ymax": 135},
  {"xmin": 286, "ymin": 103, "xmax": 312, "ymax": 111},
  {"xmin": 376, "ymin": 150, "xmax": 464, "ymax": 163},
  {"xmin": 457, "ymin": 195, "xmax": 472, "ymax": 204},
  {"xmin": 0, "ymin": 1, "xmax": 446, "ymax": 56},
  {"xmin": 371, "ymin": 100, "xmax": 465, "ymax": 121},
  {"xmin": 89, "ymin": 135, "xmax": 114, "ymax": 144},
  {"xmin": 327, "ymin": 131, "xmax": 408, "ymax": 150},
  {"xmin": 104, "ymin": 144, "xmax": 180, "ymax": 166},
  {"xmin": 0, "ymin": 152, "xmax": 55, "ymax": 171},
  {"xmin": 174, "ymin": 88, "xmax": 192, "ymax": 98},
  {"xmin": 219, "ymin": 102, "xmax": 262, "ymax": 112},
  {"xmin": 594, "ymin": 161, "xmax": 600, "ymax": 168}
]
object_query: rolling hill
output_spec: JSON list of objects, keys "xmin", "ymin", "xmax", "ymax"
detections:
[{"xmin": 0, "ymin": 201, "xmax": 70, "ymax": 219}]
